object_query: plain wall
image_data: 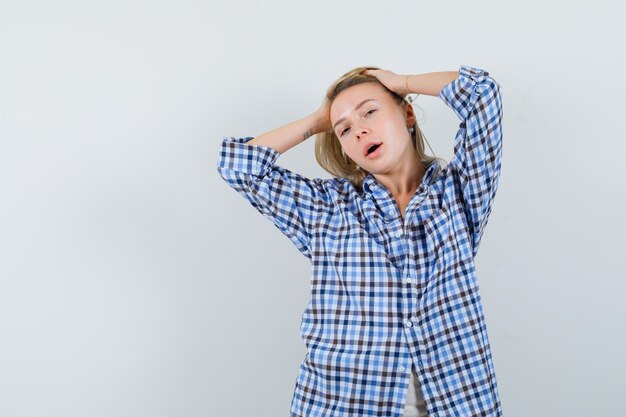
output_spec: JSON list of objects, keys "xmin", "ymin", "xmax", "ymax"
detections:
[{"xmin": 1, "ymin": 1, "xmax": 625, "ymax": 416}]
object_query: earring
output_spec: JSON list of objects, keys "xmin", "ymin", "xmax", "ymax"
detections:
[{"xmin": 408, "ymin": 126, "xmax": 414, "ymax": 133}]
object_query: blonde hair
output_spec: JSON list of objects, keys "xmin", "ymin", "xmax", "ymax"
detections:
[{"xmin": 314, "ymin": 66, "xmax": 446, "ymax": 191}]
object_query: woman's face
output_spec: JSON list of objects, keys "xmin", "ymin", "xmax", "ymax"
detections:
[{"xmin": 330, "ymin": 83, "xmax": 415, "ymax": 174}]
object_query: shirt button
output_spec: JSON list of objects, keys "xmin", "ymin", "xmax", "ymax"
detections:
[
  {"xmin": 418, "ymin": 360, "xmax": 424, "ymax": 369},
  {"xmin": 399, "ymin": 365, "xmax": 406, "ymax": 372},
  {"xmin": 388, "ymin": 208, "xmax": 395, "ymax": 216},
  {"xmin": 406, "ymin": 277, "xmax": 412, "ymax": 284},
  {"xmin": 405, "ymin": 320, "xmax": 413, "ymax": 327},
  {"xmin": 395, "ymin": 230, "xmax": 403, "ymax": 238}
]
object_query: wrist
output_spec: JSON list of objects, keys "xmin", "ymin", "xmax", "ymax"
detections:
[
  {"xmin": 308, "ymin": 112, "xmax": 331, "ymax": 135},
  {"xmin": 404, "ymin": 74, "xmax": 412, "ymax": 94}
]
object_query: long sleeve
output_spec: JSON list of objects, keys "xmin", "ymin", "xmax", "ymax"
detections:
[
  {"xmin": 216, "ymin": 136, "xmax": 330, "ymax": 260},
  {"xmin": 438, "ymin": 65, "xmax": 503, "ymax": 258}
]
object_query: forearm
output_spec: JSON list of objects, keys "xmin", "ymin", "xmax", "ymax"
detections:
[
  {"xmin": 246, "ymin": 113, "xmax": 326, "ymax": 155},
  {"xmin": 406, "ymin": 70, "xmax": 460, "ymax": 97}
]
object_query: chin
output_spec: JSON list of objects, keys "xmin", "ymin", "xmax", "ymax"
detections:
[{"xmin": 365, "ymin": 160, "xmax": 391, "ymax": 173}]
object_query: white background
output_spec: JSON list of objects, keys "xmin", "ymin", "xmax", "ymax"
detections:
[{"xmin": 1, "ymin": 1, "xmax": 624, "ymax": 416}]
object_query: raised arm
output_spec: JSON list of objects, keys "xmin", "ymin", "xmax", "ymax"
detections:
[
  {"xmin": 404, "ymin": 70, "xmax": 460, "ymax": 97},
  {"xmin": 246, "ymin": 100, "xmax": 332, "ymax": 154},
  {"xmin": 438, "ymin": 65, "xmax": 503, "ymax": 258},
  {"xmin": 362, "ymin": 68, "xmax": 460, "ymax": 97},
  {"xmin": 217, "ymin": 101, "xmax": 335, "ymax": 260}
]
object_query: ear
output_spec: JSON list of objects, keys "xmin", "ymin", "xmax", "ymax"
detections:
[{"xmin": 404, "ymin": 102, "xmax": 416, "ymax": 127}]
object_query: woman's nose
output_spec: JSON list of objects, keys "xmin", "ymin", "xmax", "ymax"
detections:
[{"xmin": 355, "ymin": 126, "xmax": 369, "ymax": 139}]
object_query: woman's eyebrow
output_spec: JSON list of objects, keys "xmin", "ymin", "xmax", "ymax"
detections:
[{"xmin": 333, "ymin": 99, "xmax": 378, "ymax": 130}]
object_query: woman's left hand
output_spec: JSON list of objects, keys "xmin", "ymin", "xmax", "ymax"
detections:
[{"xmin": 364, "ymin": 69, "xmax": 410, "ymax": 97}]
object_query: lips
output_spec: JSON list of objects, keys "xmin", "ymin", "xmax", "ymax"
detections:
[{"xmin": 363, "ymin": 141, "xmax": 383, "ymax": 157}]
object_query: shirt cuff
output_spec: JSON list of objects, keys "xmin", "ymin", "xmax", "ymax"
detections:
[
  {"xmin": 438, "ymin": 65, "xmax": 491, "ymax": 121},
  {"xmin": 216, "ymin": 136, "xmax": 281, "ymax": 177}
]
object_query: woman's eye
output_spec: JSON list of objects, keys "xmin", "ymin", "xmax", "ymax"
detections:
[{"xmin": 339, "ymin": 110, "xmax": 376, "ymax": 136}]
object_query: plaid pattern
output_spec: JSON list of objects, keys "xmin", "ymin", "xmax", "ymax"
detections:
[{"xmin": 217, "ymin": 64, "xmax": 503, "ymax": 417}]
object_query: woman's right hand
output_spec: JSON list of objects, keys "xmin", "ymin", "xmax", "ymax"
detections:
[{"xmin": 313, "ymin": 99, "xmax": 332, "ymax": 134}]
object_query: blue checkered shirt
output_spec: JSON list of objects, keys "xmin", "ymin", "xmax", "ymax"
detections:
[{"xmin": 217, "ymin": 64, "xmax": 504, "ymax": 417}]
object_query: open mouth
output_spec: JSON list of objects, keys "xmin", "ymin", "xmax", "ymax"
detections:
[{"xmin": 366, "ymin": 143, "xmax": 382, "ymax": 158}]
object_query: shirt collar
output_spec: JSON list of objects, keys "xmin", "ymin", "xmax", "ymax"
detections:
[{"xmin": 363, "ymin": 159, "xmax": 440, "ymax": 195}]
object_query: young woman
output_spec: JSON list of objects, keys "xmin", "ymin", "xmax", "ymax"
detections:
[{"xmin": 217, "ymin": 64, "xmax": 504, "ymax": 417}]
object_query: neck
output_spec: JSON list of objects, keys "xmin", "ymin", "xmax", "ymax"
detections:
[{"xmin": 373, "ymin": 151, "xmax": 426, "ymax": 198}]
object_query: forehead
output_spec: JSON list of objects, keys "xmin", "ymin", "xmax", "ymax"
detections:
[{"xmin": 330, "ymin": 83, "xmax": 389, "ymax": 120}]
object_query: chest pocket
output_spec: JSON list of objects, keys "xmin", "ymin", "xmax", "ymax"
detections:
[{"xmin": 423, "ymin": 204, "xmax": 453, "ymax": 259}]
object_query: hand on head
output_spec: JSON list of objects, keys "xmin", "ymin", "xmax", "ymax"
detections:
[
  {"xmin": 314, "ymin": 98, "xmax": 333, "ymax": 134},
  {"xmin": 363, "ymin": 69, "xmax": 410, "ymax": 97}
]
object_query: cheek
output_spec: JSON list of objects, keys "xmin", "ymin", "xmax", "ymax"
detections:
[{"xmin": 347, "ymin": 144, "xmax": 360, "ymax": 158}]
